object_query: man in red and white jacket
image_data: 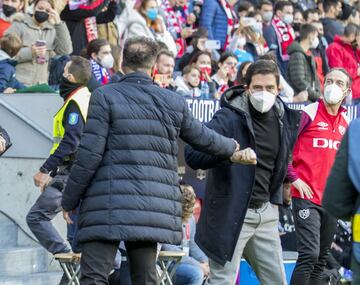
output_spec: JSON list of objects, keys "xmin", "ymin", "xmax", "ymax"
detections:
[{"xmin": 288, "ymin": 68, "xmax": 352, "ymax": 285}]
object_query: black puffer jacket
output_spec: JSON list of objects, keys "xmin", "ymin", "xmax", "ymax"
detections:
[{"xmin": 62, "ymin": 72, "xmax": 236, "ymax": 245}]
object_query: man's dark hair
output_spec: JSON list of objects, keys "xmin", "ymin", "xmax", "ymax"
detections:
[
  {"xmin": 86, "ymin": 38, "xmax": 109, "ymax": 58},
  {"xmin": 323, "ymin": 0, "xmax": 339, "ymax": 13},
  {"xmin": 0, "ymin": 33, "xmax": 22, "ymax": 58},
  {"xmin": 156, "ymin": 41, "xmax": 170, "ymax": 53},
  {"xmin": 344, "ymin": 23, "xmax": 360, "ymax": 37},
  {"xmin": 122, "ymin": 37, "xmax": 160, "ymax": 71},
  {"xmin": 68, "ymin": 56, "xmax": 92, "ymax": 85},
  {"xmin": 156, "ymin": 49, "xmax": 175, "ymax": 62},
  {"xmin": 274, "ymin": 1, "xmax": 293, "ymax": 13},
  {"xmin": 260, "ymin": 0, "xmax": 273, "ymax": 9},
  {"xmin": 237, "ymin": 1, "xmax": 254, "ymax": 14},
  {"xmin": 219, "ymin": 51, "xmax": 237, "ymax": 64},
  {"xmin": 303, "ymin": 8, "xmax": 319, "ymax": 21},
  {"xmin": 299, "ymin": 24, "xmax": 318, "ymax": 41},
  {"xmin": 245, "ymin": 59, "xmax": 280, "ymax": 87},
  {"xmin": 326, "ymin": 68, "xmax": 352, "ymax": 87}
]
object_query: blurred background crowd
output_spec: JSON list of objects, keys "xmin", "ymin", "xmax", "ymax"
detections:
[{"xmin": 0, "ymin": 0, "xmax": 359, "ymax": 105}]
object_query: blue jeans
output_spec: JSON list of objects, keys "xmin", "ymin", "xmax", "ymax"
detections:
[{"xmin": 175, "ymin": 262, "xmax": 204, "ymax": 285}]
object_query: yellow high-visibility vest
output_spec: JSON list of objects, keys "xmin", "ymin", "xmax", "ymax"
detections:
[{"xmin": 50, "ymin": 87, "xmax": 91, "ymax": 154}]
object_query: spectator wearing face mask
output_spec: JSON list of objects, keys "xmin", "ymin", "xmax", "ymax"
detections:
[
  {"xmin": 175, "ymin": 65, "xmax": 201, "ymax": 97},
  {"xmin": 189, "ymin": 51, "xmax": 216, "ymax": 99},
  {"xmin": 228, "ymin": 27, "xmax": 254, "ymax": 64},
  {"xmin": 321, "ymin": 0, "xmax": 344, "ymax": 44},
  {"xmin": 263, "ymin": 1, "xmax": 295, "ymax": 80},
  {"xmin": 293, "ymin": 9, "xmax": 305, "ymax": 35},
  {"xmin": 326, "ymin": 24, "xmax": 360, "ymax": 104},
  {"xmin": 211, "ymin": 51, "xmax": 237, "ymax": 99},
  {"xmin": 241, "ymin": 16, "xmax": 269, "ymax": 60},
  {"xmin": 260, "ymin": 0, "xmax": 273, "ymax": 28},
  {"xmin": 0, "ymin": 0, "xmax": 25, "ymax": 38},
  {"xmin": 5, "ymin": 0, "xmax": 72, "ymax": 86},
  {"xmin": 86, "ymin": 38, "xmax": 113, "ymax": 85},
  {"xmin": 124, "ymin": 0, "xmax": 177, "ymax": 56},
  {"xmin": 288, "ymin": 24, "xmax": 322, "ymax": 102}
]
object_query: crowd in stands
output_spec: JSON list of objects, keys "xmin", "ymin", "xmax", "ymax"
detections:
[
  {"xmin": 0, "ymin": 0, "xmax": 359, "ymax": 284},
  {"xmin": 0, "ymin": 0, "xmax": 358, "ymax": 103}
]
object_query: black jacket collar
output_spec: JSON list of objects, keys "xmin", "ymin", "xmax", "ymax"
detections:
[{"xmin": 118, "ymin": 71, "xmax": 153, "ymax": 85}]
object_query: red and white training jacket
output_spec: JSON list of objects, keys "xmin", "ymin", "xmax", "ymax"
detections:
[{"xmin": 290, "ymin": 100, "xmax": 350, "ymax": 206}]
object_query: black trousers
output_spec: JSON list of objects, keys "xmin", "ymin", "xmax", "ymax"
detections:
[
  {"xmin": 80, "ymin": 240, "xmax": 158, "ymax": 285},
  {"xmin": 290, "ymin": 198, "xmax": 337, "ymax": 285}
]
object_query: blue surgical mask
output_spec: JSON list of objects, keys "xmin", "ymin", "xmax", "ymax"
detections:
[{"xmin": 146, "ymin": 8, "xmax": 158, "ymax": 21}]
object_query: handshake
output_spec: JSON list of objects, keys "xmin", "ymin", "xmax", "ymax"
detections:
[{"xmin": 230, "ymin": 141, "xmax": 257, "ymax": 165}]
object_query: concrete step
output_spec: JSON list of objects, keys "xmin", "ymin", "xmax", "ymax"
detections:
[
  {"xmin": 0, "ymin": 223, "xmax": 17, "ymax": 248},
  {"xmin": 0, "ymin": 246, "xmax": 55, "ymax": 277},
  {"xmin": 0, "ymin": 271, "xmax": 63, "ymax": 285}
]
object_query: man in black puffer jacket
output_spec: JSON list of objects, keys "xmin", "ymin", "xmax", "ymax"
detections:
[{"xmin": 61, "ymin": 37, "xmax": 252, "ymax": 285}]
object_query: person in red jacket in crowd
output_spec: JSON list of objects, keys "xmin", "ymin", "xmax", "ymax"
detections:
[
  {"xmin": 288, "ymin": 68, "xmax": 352, "ymax": 285},
  {"xmin": 0, "ymin": 0, "xmax": 25, "ymax": 38},
  {"xmin": 326, "ymin": 24, "xmax": 360, "ymax": 104}
]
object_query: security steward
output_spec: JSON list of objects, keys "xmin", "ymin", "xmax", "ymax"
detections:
[{"xmin": 26, "ymin": 56, "xmax": 92, "ymax": 255}]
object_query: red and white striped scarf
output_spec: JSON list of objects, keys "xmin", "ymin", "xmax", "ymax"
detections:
[
  {"xmin": 164, "ymin": 4, "xmax": 189, "ymax": 58},
  {"xmin": 218, "ymin": 0, "xmax": 234, "ymax": 50}
]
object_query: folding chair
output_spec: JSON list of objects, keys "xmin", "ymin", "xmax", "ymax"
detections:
[
  {"xmin": 54, "ymin": 253, "xmax": 81, "ymax": 285},
  {"xmin": 157, "ymin": 251, "xmax": 186, "ymax": 285}
]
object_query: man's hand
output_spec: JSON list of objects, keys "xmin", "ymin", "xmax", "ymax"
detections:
[
  {"xmin": 230, "ymin": 147, "xmax": 257, "ymax": 165},
  {"xmin": 200, "ymin": 262, "xmax": 210, "ymax": 277},
  {"xmin": 0, "ymin": 135, "xmax": 6, "ymax": 153},
  {"xmin": 4, "ymin": 87, "xmax": 16, "ymax": 94},
  {"xmin": 62, "ymin": 210, "xmax": 73, "ymax": 224},
  {"xmin": 292, "ymin": 178, "xmax": 313, "ymax": 199},
  {"xmin": 33, "ymin": 171, "xmax": 52, "ymax": 191}
]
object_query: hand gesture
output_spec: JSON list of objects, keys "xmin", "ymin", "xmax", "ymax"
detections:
[
  {"xmin": 63, "ymin": 210, "xmax": 73, "ymax": 225},
  {"xmin": 230, "ymin": 147, "xmax": 257, "ymax": 165},
  {"xmin": 48, "ymin": 8, "xmax": 61, "ymax": 25},
  {"xmin": 33, "ymin": 171, "xmax": 52, "ymax": 192},
  {"xmin": 186, "ymin": 13, "xmax": 196, "ymax": 25},
  {"xmin": 292, "ymin": 178, "xmax": 313, "ymax": 199}
]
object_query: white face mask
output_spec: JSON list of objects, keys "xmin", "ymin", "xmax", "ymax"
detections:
[
  {"xmin": 262, "ymin": 11, "xmax": 273, "ymax": 22},
  {"xmin": 311, "ymin": 37, "xmax": 319, "ymax": 49},
  {"xmin": 249, "ymin": 90, "xmax": 276, "ymax": 113},
  {"xmin": 282, "ymin": 14, "xmax": 293, "ymax": 25},
  {"xmin": 324, "ymin": 84, "xmax": 345, "ymax": 105},
  {"xmin": 100, "ymin": 54, "xmax": 114, "ymax": 69}
]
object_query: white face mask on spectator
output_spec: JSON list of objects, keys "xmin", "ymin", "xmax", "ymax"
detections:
[
  {"xmin": 311, "ymin": 37, "xmax": 319, "ymax": 49},
  {"xmin": 262, "ymin": 11, "xmax": 273, "ymax": 22},
  {"xmin": 100, "ymin": 54, "xmax": 114, "ymax": 69},
  {"xmin": 324, "ymin": 84, "xmax": 345, "ymax": 105},
  {"xmin": 282, "ymin": 14, "xmax": 293, "ymax": 25},
  {"xmin": 249, "ymin": 90, "xmax": 276, "ymax": 113}
]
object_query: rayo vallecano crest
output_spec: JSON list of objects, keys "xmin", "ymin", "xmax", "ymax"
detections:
[
  {"xmin": 298, "ymin": 209, "xmax": 310, "ymax": 220},
  {"xmin": 196, "ymin": 169, "xmax": 206, "ymax": 180}
]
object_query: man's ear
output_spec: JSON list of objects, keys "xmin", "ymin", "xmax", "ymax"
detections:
[{"xmin": 67, "ymin": 73, "xmax": 76, "ymax": 83}]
